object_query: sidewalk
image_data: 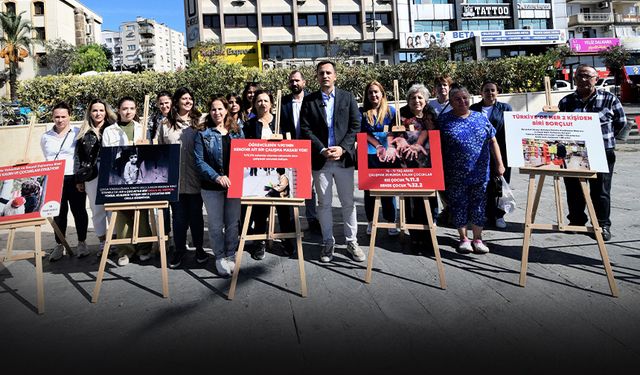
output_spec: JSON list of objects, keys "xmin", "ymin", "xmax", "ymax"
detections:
[{"xmin": 1, "ymin": 144, "xmax": 640, "ymax": 374}]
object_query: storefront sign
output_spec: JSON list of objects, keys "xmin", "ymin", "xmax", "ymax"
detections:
[
  {"xmin": 451, "ymin": 36, "xmax": 482, "ymax": 62},
  {"xmin": 517, "ymin": 3, "xmax": 552, "ymax": 10},
  {"xmin": 462, "ymin": 4, "xmax": 511, "ymax": 19},
  {"xmin": 400, "ymin": 29, "xmax": 566, "ymax": 50},
  {"xmin": 570, "ymin": 38, "xmax": 620, "ymax": 54}
]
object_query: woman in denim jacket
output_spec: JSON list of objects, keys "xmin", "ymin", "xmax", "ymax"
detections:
[{"xmin": 194, "ymin": 95, "xmax": 244, "ymax": 277}]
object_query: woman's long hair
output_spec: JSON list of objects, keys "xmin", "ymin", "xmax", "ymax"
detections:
[
  {"xmin": 201, "ymin": 95, "xmax": 240, "ymax": 134},
  {"xmin": 167, "ymin": 87, "xmax": 201, "ymax": 130},
  {"xmin": 77, "ymin": 98, "xmax": 117, "ymax": 140},
  {"xmin": 362, "ymin": 81, "xmax": 391, "ymax": 126},
  {"xmin": 251, "ymin": 89, "xmax": 274, "ymax": 117}
]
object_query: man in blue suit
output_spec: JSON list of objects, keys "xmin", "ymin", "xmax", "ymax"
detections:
[
  {"xmin": 280, "ymin": 70, "xmax": 320, "ymax": 232},
  {"xmin": 299, "ymin": 61, "xmax": 365, "ymax": 263}
]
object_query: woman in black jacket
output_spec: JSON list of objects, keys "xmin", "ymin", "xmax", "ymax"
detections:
[{"xmin": 74, "ymin": 98, "xmax": 117, "ymax": 256}]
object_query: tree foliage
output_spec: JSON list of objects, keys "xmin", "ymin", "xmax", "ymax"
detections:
[
  {"xmin": 0, "ymin": 11, "xmax": 33, "ymax": 100},
  {"xmin": 39, "ymin": 39, "xmax": 77, "ymax": 74},
  {"xmin": 70, "ymin": 44, "xmax": 109, "ymax": 74}
]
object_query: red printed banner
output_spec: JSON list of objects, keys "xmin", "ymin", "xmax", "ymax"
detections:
[
  {"xmin": 0, "ymin": 160, "xmax": 66, "ymax": 223},
  {"xmin": 357, "ymin": 131, "xmax": 445, "ymax": 190},
  {"xmin": 228, "ymin": 139, "xmax": 312, "ymax": 199}
]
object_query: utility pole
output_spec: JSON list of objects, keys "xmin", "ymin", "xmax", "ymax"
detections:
[{"xmin": 372, "ymin": 0, "xmax": 377, "ymax": 64}]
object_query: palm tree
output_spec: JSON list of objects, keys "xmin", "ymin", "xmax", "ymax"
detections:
[{"xmin": 0, "ymin": 11, "xmax": 33, "ymax": 101}]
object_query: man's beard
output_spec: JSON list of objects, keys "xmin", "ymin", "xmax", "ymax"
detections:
[{"xmin": 290, "ymin": 86, "xmax": 303, "ymax": 95}]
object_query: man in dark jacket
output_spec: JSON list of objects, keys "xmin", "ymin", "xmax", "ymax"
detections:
[
  {"xmin": 299, "ymin": 61, "xmax": 365, "ymax": 263},
  {"xmin": 280, "ymin": 70, "xmax": 320, "ymax": 232}
]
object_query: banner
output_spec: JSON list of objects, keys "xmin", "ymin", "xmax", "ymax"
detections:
[
  {"xmin": 96, "ymin": 144, "xmax": 180, "ymax": 204},
  {"xmin": 504, "ymin": 112, "xmax": 608, "ymax": 172},
  {"xmin": 356, "ymin": 131, "xmax": 445, "ymax": 191},
  {"xmin": 228, "ymin": 139, "xmax": 312, "ymax": 199},
  {"xmin": 0, "ymin": 160, "xmax": 65, "ymax": 223}
]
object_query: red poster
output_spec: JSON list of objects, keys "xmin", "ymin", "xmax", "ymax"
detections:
[
  {"xmin": 357, "ymin": 131, "xmax": 445, "ymax": 190},
  {"xmin": 228, "ymin": 139, "xmax": 312, "ymax": 199},
  {"xmin": 0, "ymin": 160, "xmax": 66, "ymax": 223}
]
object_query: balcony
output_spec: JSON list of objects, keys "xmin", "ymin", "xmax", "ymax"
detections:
[
  {"xmin": 615, "ymin": 14, "xmax": 640, "ymax": 24},
  {"xmin": 568, "ymin": 13, "xmax": 613, "ymax": 27},
  {"xmin": 565, "ymin": 0, "xmax": 603, "ymax": 3},
  {"xmin": 139, "ymin": 26, "xmax": 155, "ymax": 37},
  {"xmin": 140, "ymin": 38, "xmax": 155, "ymax": 47}
]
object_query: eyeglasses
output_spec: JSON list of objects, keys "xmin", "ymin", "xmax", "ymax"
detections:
[{"xmin": 575, "ymin": 73, "xmax": 597, "ymax": 80}]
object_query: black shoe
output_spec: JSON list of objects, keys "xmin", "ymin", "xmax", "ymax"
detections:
[
  {"xmin": 307, "ymin": 219, "xmax": 321, "ymax": 232},
  {"xmin": 601, "ymin": 226, "xmax": 612, "ymax": 241},
  {"xmin": 195, "ymin": 248, "xmax": 208, "ymax": 264},
  {"xmin": 169, "ymin": 251, "xmax": 185, "ymax": 269},
  {"xmin": 252, "ymin": 241, "xmax": 266, "ymax": 260},
  {"xmin": 282, "ymin": 240, "xmax": 295, "ymax": 257}
]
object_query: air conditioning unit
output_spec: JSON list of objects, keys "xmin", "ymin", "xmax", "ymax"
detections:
[
  {"xmin": 575, "ymin": 27, "xmax": 585, "ymax": 33},
  {"xmin": 369, "ymin": 20, "xmax": 382, "ymax": 29},
  {"xmin": 379, "ymin": 59, "xmax": 389, "ymax": 66},
  {"xmin": 297, "ymin": 0, "xmax": 306, "ymax": 4},
  {"xmin": 598, "ymin": 1, "xmax": 609, "ymax": 9},
  {"xmin": 262, "ymin": 61, "xmax": 275, "ymax": 70}
]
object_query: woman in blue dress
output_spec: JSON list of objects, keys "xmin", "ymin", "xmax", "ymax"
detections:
[
  {"xmin": 360, "ymin": 81, "xmax": 399, "ymax": 236},
  {"xmin": 439, "ymin": 84, "xmax": 505, "ymax": 254}
]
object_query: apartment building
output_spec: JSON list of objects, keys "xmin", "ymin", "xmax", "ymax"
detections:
[
  {"xmin": 184, "ymin": 0, "xmax": 397, "ymax": 68},
  {"xmin": 105, "ymin": 17, "xmax": 186, "ymax": 72},
  {"xmin": 566, "ymin": 1, "xmax": 640, "ymax": 46},
  {"xmin": 1, "ymin": 0, "xmax": 102, "ymax": 82}
]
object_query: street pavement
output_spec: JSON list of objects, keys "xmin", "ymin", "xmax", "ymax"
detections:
[{"xmin": 1, "ymin": 143, "xmax": 639, "ymax": 374}]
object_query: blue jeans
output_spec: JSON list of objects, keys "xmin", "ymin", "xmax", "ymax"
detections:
[
  {"xmin": 170, "ymin": 193, "xmax": 204, "ymax": 253},
  {"xmin": 201, "ymin": 189, "xmax": 240, "ymax": 258}
]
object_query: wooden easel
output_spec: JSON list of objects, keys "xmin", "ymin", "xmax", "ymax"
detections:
[
  {"xmin": 136, "ymin": 94, "xmax": 152, "ymax": 145},
  {"xmin": 384, "ymin": 80, "xmax": 414, "ymax": 133},
  {"xmin": 518, "ymin": 79, "xmax": 618, "ymax": 296},
  {"xmin": 0, "ymin": 217, "xmax": 47, "ymax": 314},
  {"xmin": 228, "ymin": 197, "xmax": 307, "ymax": 300},
  {"xmin": 92, "ymin": 201, "xmax": 170, "ymax": 303},
  {"xmin": 365, "ymin": 190, "xmax": 446, "ymax": 289}
]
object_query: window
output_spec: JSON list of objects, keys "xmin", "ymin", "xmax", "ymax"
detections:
[
  {"xmin": 224, "ymin": 15, "xmax": 258, "ymax": 28},
  {"xmin": 266, "ymin": 45, "xmax": 294, "ymax": 60},
  {"xmin": 361, "ymin": 42, "xmax": 384, "ymax": 55},
  {"xmin": 462, "ymin": 20, "xmax": 506, "ymax": 30},
  {"xmin": 128, "ymin": 45, "xmax": 136, "ymax": 51},
  {"xmin": 262, "ymin": 14, "xmax": 292, "ymax": 27},
  {"xmin": 126, "ymin": 25, "xmax": 135, "ymax": 31},
  {"xmin": 298, "ymin": 13, "xmax": 326, "ymax": 27},
  {"xmin": 34, "ymin": 27, "xmax": 45, "ymax": 40},
  {"xmin": 5, "ymin": 2, "xmax": 16, "ymax": 14},
  {"xmin": 296, "ymin": 44, "xmax": 326, "ymax": 58},
  {"xmin": 33, "ymin": 1, "xmax": 44, "ymax": 15},
  {"xmin": 106, "ymin": 38, "xmax": 112, "ymax": 43},
  {"xmin": 332, "ymin": 13, "xmax": 358, "ymax": 26},
  {"xmin": 414, "ymin": 20, "xmax": 451, "ymax": 32},
  {"xmin": 414, "ymin": 0, "xmax": 451, "ymax": 3},
  {"xmin": 365, "ymin": 13, "xmax": 392, "ymax": 25},
  {"xmin": 203, "ymin": 14, "xmax": 220, "ymax": 29},
  {"xmin": 519, "ymin": 19, "xmax": 548, "ymax": 29}
]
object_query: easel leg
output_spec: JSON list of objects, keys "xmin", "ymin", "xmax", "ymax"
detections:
[
  {"xmin": 580, "ymin": 179, "xmax": 619, "ymax": 297},
  {"xmin": 423, "ymin": 197, "xmax": 446, "ymax": 289},
  {"xmin": 92, "ymin": 211, "xmax": 118, "ymax": 303},
  {"xmin": 293, "ymin": 206, "xmax": 307, "ymax": 297},
  {"xmin": 132, "ymin": 210, "xmax": 140, "ymax": 245},
  {"xmin": 553, "ymin": 177, "xmax": 565, "ymax": 228},
  {"xmin": 365, "ymin": 197, "xmax": 381, "ymax": 283},
  {"xmin": 520, "ymin": 174, "xmax": 538, "ymax": 287},
  {"xmin": 156, "ymin": 208, "xmax": 169, "ymax": 298},
  {"xmin": 5, "ymin": 227, "xmax": 16, "ymax": 260},
  {"xmin": 34, "ymin": 224, "xmax": 45, "ymax": 314},
  {"xmin": 47, "ymin": 217, "xmax": 73, "ymax": 256},
  {"xmin": 531, "ymin": 175, "xmax": 545, "ymax": 224},
  {"xmin": 268, "ymin": 206, "xmax": 276, "ymax": 242},
  {"xmin": 229, "ymin": 205, "xmax": 253, "ymax": 300}
]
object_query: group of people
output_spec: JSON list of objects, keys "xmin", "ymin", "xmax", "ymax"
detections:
[{"xmin": 39, "ymin": 62, "xmax": 625, "ymax": 276}]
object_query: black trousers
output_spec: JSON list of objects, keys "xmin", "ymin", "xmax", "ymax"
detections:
[
  {"xmin": 170, "ymin": 193, "xmax": 204, "ymax": 253},
  {"xmin": 251, "ymin": 205, "xmax": 294, "ymax": 235},
  {"xmin": 54, "ymin": 175, "xmax": 88, "ymax": 244},
  {"xmin": 563, "ymin": 148, "xmax": 615, "ymax": 227},
  {"xmin": 405, "ymin": 196, "xmax": 438, "ymax": 246}
]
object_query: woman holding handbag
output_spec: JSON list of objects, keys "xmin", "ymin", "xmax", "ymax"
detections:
[
  {"xmin": 74, "ymin": 99, "xmax": 117, "ymax": 257},
  {"xmin": 41, "ymin": 102, "xmax": 89, "ymax": 260}
]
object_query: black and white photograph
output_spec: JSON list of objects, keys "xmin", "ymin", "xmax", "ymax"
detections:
[{"xmin": 241, "ymin": 167, "xmax": 295, "ymax": 198}]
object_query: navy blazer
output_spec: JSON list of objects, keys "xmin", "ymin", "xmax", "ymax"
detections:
[
  {"xmin": 279, "ymin": 91, "xmax": 306, "ymax": 139},
  {"xmin": 299, "ymin": 88, "xmax": 361, "ymax": 171}
]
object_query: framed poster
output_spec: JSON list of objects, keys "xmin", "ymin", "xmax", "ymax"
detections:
[
  {"xmin": 356, "ymin": 130, "xmax": 445, "ymax": 190},
  {"xmin": 0, "ymin": 160, "xmax": 65, "ymax": 223},
  {"xmin": 504, "ymin": 112, "xmax": 608, "ymax": 172},
  {"xmin": 228, "ymin": 139, "xmax": 312, "ymax": 199},
  {"xmin": 96, "ymin": 144, "xmax": 180, "ymax": 204}
]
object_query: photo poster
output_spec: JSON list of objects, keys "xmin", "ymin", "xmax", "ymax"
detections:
[
  {"xmin": 228, "ymin": 139, "xmax": 312, "ymax": 199},
  {"xmin": 0, "ymin": 160, "xmax": 65, "ymax": 223},
  {"xmin": 96, "ymin": 144, "xmax": 180, "ymax": 204},
  {"xmin": 357, "ymin": 130, "xmax": 445, "ymax": 190},
  {"xmin": 504, "ymin": 112, "xmax": 608, "ymax": 173}
]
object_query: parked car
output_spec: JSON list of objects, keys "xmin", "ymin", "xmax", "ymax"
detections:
[
  {"xmin": 553, "ymin": 80, "xmax": 572, "ymax": 90},
  {"xmin": 596, "ymin": 77, "xmax": 619, "ymax": 93}
]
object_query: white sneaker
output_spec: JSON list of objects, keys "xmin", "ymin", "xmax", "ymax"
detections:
[
  {"xmin": 49, "ymin": 244, "xmax": 64, "ymax": 261},
  {"xmin": 215, "ymin": 257, "xmax": 231, "ymax": 277},
  {"xmin": 76, "ymin": 241, "xmax": 90, "ymax": 258},
  {"xmin": 117, "ymin": 254, "xmax": 130, "ymax": 266},
  {"xmin": 495, "ymin": 218, "xmax": 507, "ymax": 229},
  {"xmin": 346, "ymin": 241, "xmax": 366, "ymax": 262},
  {"xmin": 457, "ymin": 239, "xmax": 473, "ymax": 254},
  {"xmin": 320, "ymin": 244, "xmax": 334, "ymax": 263},
  {"xmin": 139, "ymin": 252, "xmax": 153, "ymax": 262},
  {"xmin": 225, "ymin": 255, "xmax": 236, "ymax": 273},
  {"xmin": 472, "ymin": 240, "xmax": 490, "ymax": 254},
  {"xmin": 388, "ymin": 227, "xmax": 401, "ymax": 236},
  {"xmin": 366, "ymin": 222, "xmax": 372, "ymax": 235}
]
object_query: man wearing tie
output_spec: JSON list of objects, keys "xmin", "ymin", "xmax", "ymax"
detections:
[
  {"xmin": 300, "ymin": 61, "xmax": 365, "ymax": 263},
  {"xmin": 280, "ymin": 70, "xmax": 320, "ymax": 232}
]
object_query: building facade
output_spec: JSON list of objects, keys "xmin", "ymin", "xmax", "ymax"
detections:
[
  {"xmin": 1, "ymin": 0, "xmax": 102, "ymax": 84},
  {"xmin": 566, "ymin": 0, "xmax": 640, "ymax": 47},
  {"xmin": 103, "ymin": 17, "xmax": 186, "ymax": 72},
  {"xmin": 184, "ymin": 0, "xmax": 397, "ymax": 68}
]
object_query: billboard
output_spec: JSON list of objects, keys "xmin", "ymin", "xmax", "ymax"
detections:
[
  {"xmin": 570, "ymin": 38, "xmax": 620, "ymax": 54},
  {"xmin": 400, "ymin": 29, "xmax": 566, "ymax": 50}
]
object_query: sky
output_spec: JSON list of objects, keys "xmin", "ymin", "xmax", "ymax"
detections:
[{"xmin": 81, "ymin": 0, "xmax": 186, "ymax": 34}]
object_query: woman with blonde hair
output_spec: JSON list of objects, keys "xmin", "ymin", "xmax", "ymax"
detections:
[{"xmin": 74, "ymin": 98, "xmax": 117, "ymax": 256}]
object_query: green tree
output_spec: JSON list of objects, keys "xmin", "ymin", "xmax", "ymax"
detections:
[
  {"xmin": 0, "ymin": 11, "xmax": 34, "ymax": 100},
  {"xmin": 70, "ymin": 44, "xmax": 109, "ymax": 74},
  {"xmin": 39, "ymin": 39, "xmax": 77, "ymax": 74},
  {"xmin": 601, "ymin": 45, "xmax": 630, "ymax": 96}
]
